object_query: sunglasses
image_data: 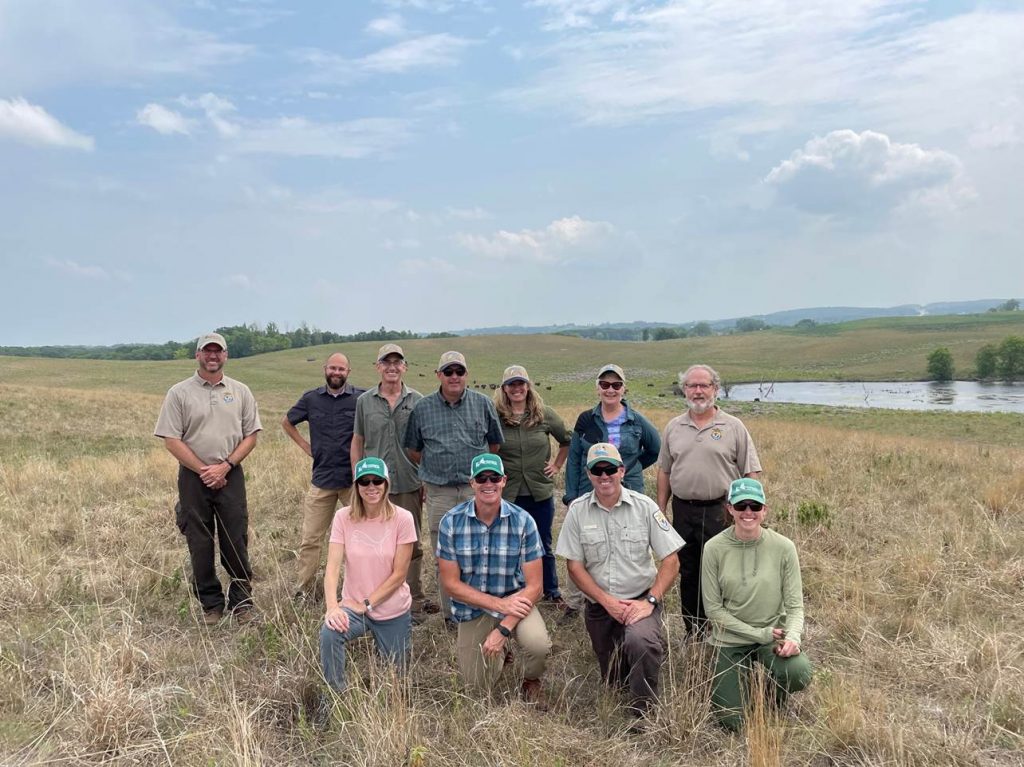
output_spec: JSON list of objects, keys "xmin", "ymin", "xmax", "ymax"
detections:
[
  {"xmin": 357, "ymin": 477, "xmax": 386, "ymax": 487},
  {"xmin": 588, "ymin": 464, "xmax": 619, "ymax": 476},
  {"xmin": 441, "ymin": 367, "xmax": 467, "ymax": 377},
  {"xmin": 597, "ymin": 380, "xmax": 624, "ymax": 391},
  {"xmin": 474, "ymin": 474, "xmax": 503, "ymax": 484},
  {"xmin": 732, "ymin": 501, "xmax": 764, "ymax": 512}
]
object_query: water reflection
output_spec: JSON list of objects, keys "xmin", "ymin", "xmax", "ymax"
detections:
[{"xmin": 726, "ymin": 381, "xmax": 1024, "ymax": 413}]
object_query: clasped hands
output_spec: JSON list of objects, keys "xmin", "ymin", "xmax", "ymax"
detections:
[
  {"xmin": 605, "ymin": 597, "xmax": 654, "ymax": 625},
  {"xmin": 771, "ymin": 627, "xmax": 800, "ymax": 657},
  {"xmin": 199, "ymin": 461, "xmax": 231, "ymax": 489}
]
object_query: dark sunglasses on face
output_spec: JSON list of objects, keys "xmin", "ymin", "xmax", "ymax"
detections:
[
  {"xmin": 597, "ymin": 380, "xmax": 624, "ymax": 391},
  {"xmin": 357, "ymin": 477, "xmax": 386, "ymax": 487},
  {"xmin": 442, "ymin": 367, "xmax": 467, "ymax": 377},
  {"xmin": 474, "ymin": 473, "xmax": 503, "ymax": 484},
  {"xmin": 733, "ymin": 501, "xmax": 764, "ymax": 512},
  {"xmin": 588, "ymin": 463, "xmax": 619, "ymax": 476}
]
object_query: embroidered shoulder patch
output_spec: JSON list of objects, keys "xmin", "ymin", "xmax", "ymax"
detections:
[{"xmin": 653, "ymin": 509, "xmax": 671, "ymax": 531}]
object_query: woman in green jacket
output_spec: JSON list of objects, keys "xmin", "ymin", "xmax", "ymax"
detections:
[
  {"xmin": 701, "ymin": 478, "xmax": 812, "ymax": 731},
  {"xmin": 494, "ymin": 365, "xmax": 572, "ymax": 610}
]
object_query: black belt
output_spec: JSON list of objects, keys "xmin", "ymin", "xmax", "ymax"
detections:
[{"xmin": 674, "ymin": 495, "xmax": 725, "ymax": 507}]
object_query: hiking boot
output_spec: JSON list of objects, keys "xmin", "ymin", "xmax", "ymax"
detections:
[
  {"xmin": 417, "ymin": 598, "xmax": 441, "ymax": 615},
  {"xmin": 546, "ymin": 595, "xmax": 578, "ymax": 621},
  {"xmin": 232, "ymin": 606, "xmax": 257, "ymax": 625},
  {"xmin": 203, "ymin": 608, "xmax": 223, "ymax": 626},
  {"xmin": 520, "ymin": 678, "xmax": 548, "ymax": 711}
]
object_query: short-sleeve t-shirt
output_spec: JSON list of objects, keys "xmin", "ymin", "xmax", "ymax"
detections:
[{"xmin": 329, "ymin": 505, "xmax": 417, "ymax": 620}]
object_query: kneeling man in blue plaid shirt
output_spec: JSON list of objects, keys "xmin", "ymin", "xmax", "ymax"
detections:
[{"xmin": 437, "ymin": 453, "xmax": 552, "ymax": 705}]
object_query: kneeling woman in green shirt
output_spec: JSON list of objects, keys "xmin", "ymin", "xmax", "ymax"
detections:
[{"xmin": 701, "ymin": 478, "xmax": 812, "ymax": 731}]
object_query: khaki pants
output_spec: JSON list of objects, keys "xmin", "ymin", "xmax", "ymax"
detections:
[
  {"xmin": 390, "ymin": 489, "xmax": 425, "ymax": 605},
  {"xmin": 456, "ymin": 608, "xmax": 551, "ymax": 696},
  {"xmin": 424, "ymin": 482, "xmax": 474, "ymax": 619},
  {"xmin": 295, "ymin": 485, "xmax": 350, "ymax": 594}
]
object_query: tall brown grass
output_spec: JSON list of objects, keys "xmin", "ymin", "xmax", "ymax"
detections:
[{"xmin": 0, "ymin": 383, "xmax": 1022, "ymax": 764}]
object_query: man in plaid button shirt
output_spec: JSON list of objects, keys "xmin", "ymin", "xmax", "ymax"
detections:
[{"xmin": 437, "ymin": 453, "xmax": 552, "ymax": 704}]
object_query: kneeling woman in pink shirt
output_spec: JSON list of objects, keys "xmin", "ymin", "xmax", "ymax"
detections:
[{"xmin": 320, "ymin": 457, "xmax": 417, "ymax": 691}]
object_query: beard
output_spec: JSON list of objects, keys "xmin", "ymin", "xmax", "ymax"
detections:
[
  {"xmin": 686, "ymin": 397, "xmax": 715, "ymax": 415},
  {"xmin": 325, "ymin": 373, "xmax": 347, "ymax": 390}
]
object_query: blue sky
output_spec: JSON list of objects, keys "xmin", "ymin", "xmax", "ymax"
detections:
[{"xmin": 2, "ymin": 0, "xmax": 1023, "ymax": 345}]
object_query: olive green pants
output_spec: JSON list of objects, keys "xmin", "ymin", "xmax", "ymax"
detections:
[{"xmin": 711, "ymin": 642, "xmax": 812, "ymax": 731}]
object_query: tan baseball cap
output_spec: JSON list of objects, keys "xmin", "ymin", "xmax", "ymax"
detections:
[
  {"xmin": 377, "ymin": 343, "xmax": 405, "ymax": 362},
  {"xmin": 196, "ymin": 332, "xmax": 227, "ymax": 351},
  {"xmin": 597, "ymin": 363, "xmax": 625, "ymax": 381},
  {"xmin": 437, "ymin": 350, "xmax": 467, "ymax": 371},
  {"xmin": 587, "ymin": 442, "xmax": 623, "ymax": 468},
  {"xmin": 502, "ymin": 365, "xmax": 530, "ymax": 385}
]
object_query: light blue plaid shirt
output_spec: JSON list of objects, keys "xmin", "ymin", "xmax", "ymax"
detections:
[{"xmin": 436, "ymin": 498, "xmax": 543, "ymax": 622}]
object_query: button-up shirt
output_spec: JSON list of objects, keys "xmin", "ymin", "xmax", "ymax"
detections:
[
  {"xmin": 498, "ymin": 406, "xmax": 571, "ymax": 502},
  {"xmin": 403, "ymin": 389, "xmax": 504, "ymax": 486},
  {"xmin": 556, "ymin": 487, "xmax": 684, "ymax": 600},
  {"xmin": 286, "ymin": 383, "xmax": 366, "ymax": 488},
  {"xmin": 353, "ymin": 383, "xmax": 423, "ymax": 495},
  {"xmin": 436, "ymin": 498, "xmax": 543, "ymax": 622}
]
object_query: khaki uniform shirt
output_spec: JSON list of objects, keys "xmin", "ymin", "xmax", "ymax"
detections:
[
  {"xmin": 499, "ymin": 406, "xmax": 571, "ymax": 502},
  {"xmin": 556, "ymin": 487, "xmax": 684, "ymax": 600},
  {"xmin": 154, "ymin": 372, "xmax": 262, "ymax": 465},
  {"xmin": 658, "ymin": 408, "xmax": 761, "ymax": 501},
  {"xmin": 353, "ymin": 383, "xmax": 423, "ymax": 495}
]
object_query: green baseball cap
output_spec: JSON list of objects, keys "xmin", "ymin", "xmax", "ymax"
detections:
[
  {"xmin": 470, "ymin": 453, "xmax": 505, "ymax": 478},
  {"xmin": 354, "ymin": 457, "xmax": 389, "ymax": 482},
  {"xmin": 729, "ymin": 478, "xmax": 765, "ymax": 505}
]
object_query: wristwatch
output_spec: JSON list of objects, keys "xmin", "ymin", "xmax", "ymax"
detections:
[
  {"xmin": 363, "ymin": 599, "xmax": 373, "ymax": 613},
  {"xmin": 646, "ymin": 594, "xmax": 659, "ymax": 607},
  {"xmin": 496, "ymin": 625, "xmax": 512, "ymax": 638}
]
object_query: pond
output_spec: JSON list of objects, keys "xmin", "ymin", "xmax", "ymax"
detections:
[{"xmin": 724, "ymin": 381, "xmax": 1024, "ymax": 413}]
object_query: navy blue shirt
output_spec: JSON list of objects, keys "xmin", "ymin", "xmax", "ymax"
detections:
[{"xmin": 286, "ymin": 383, "xmax": 366, "ymax": 488}]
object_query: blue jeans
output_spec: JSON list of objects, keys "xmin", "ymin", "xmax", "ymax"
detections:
[
  {"xmin": 514, "ymin": 495, "xmax": 559, "ymax": 599},
  {"xmin": 319, "ymin": 609, "xmax": 412, "ymax": 692}
]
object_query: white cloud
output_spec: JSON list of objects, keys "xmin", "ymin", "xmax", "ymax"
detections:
[
  {"xmin": 398, "ymin": 256, "xmax": 456, "ymax": 274},
  {"xmin": 455, "ymin": 215, "xmax": 614, "ymax": 262},
  {"xmin": 46, "ymin": 258, "xmax": 128, "ymax": 281},
  {"xmin": 968, "ymin": 123, "xmax": 1020, "ymax": 150},
  {"xmin": 0, "ymin": 98, "xmax": 94, "ymax": 150},
  {"xmin": 765, "ymin": 129, "xmax": 972, "ymax": 217},
  {"xmin": 366, "ymin": 14, "xmax": 408, "ymax": 37},
  {"xmin": 180, "ymin": 92, "xmax": 239, "ymax": 137},
  {"xmin": 446, "ymin": 206, "xmax": 490, "ymax": 220},
  {"xmin": 378, "ymin": 0, "xmax": 482, "ymax": 12},
  {"xmin": 0, "ymin": 0, "xmax": 251, "ymax": 92},
  {"xmin": 137, "ymin": 103, "xmax": 193, "ymax": 135},
  {"xmin": 235, "ymin": 117, "xmax": 412, "ymax": 159},
  {"xmin": 526, "ymin": 0, "xmax": 639, "ymax": 31},
  {"xmin": 299, "ymin": 33, "xmax": 474, "ymax": 81}
]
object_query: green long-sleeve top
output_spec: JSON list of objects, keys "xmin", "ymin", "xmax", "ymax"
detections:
[{"xmin": 701, "ymin": 526, "xmax": 805, "ymax": 647}]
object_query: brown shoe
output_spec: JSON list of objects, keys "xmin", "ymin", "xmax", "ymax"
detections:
[
  {"xmin": 547, "ymin": 596, "xmax": 578, "ymax": 622},
  {"xmin": 520, "ymin": 678, "xmax": 548, "ymax": 711},
  {"xmin": 203, "ymin": 608, "xmax": 223, "ymax": 626},
  {"xmin": 417, "ymin": 598, "xmax": 441, "ymax": 615},
  {"xmin": 232, "ymin": 606, "xmax": 257, "ymax": 625}
]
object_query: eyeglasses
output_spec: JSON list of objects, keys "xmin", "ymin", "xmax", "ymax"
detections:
[
  {"xmin": 597, "ymin": 381, "xmax": 624, "ymax": 391},
  {"xmin": 357, "ymin": 477, "xmax": 386, "ymax": 487},
  {"xmin": 732, "ymin": 501, "xmax": 764, "ymax": 512},
  {"xmin": 684, "ymin": 383, "xmax": 714, "ymax": 390},
  {"xmin": 441, "ymin": 367, "xmax": 467, "ymax": 377},
  {"xmin": 474, "ymin": 473, "xmax": 503, "ymax": 484},
  {"xmin": 200, "ymin": 349, "xmax": 225, "ymax": 356},
  {"xmin": 588, "ymin": 464, "xmax": 619, "ymax": 476},
  {"xmin": 378, "ymin": 359, "xmax": 405, "ymax": 368}
]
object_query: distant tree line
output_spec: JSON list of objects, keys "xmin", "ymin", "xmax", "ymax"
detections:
[
  {"xmin": 987, "ymin": 298, "xmax": 1020, "ymax": 313},
  {"xmin": 0, "ymin": 323, "xmax": 457, "ymax": 361}
]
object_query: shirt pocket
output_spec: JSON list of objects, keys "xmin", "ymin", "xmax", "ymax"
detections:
[
  {"xmin": 623, "ymin": 527, "xmax": 650, "ymax": 559},
  {"xmin": 581, "ymin": 529, "xmax": 608, "ymax": 563}
]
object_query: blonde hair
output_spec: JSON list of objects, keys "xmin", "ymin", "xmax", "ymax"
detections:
[
  {"xmin": 494, "ymin": 381, "xmax": 546, "ymax": 428},
  {"xmin": 348, "ymin": 476, "xmax": 396, "ymax": 522}
]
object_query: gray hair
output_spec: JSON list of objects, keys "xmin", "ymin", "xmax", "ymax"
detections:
[{"xmin": 679, "ymin": 364, "xmax": 721, "ymax": 388}]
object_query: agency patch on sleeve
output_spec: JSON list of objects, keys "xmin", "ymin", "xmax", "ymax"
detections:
[{"xmin": 653, "ymin": 509, "xmax": 671, "ymax": 531}]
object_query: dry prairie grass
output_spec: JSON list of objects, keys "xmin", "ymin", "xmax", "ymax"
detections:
[{"xmin": 0, "ymin": 384, "xmax": 1022, "ymax": 765}]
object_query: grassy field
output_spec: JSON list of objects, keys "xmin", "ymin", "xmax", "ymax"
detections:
[{"xmin": 1, "ymin": 330, "xmax": 1023, "ymax": 765}]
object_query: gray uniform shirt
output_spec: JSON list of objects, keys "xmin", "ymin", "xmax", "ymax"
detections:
[
  {"xmin": 658, "ymin": 408, "xmax": 761, "ymax": 500},
  {"xmin": 556, "ymin": 487, "xmax": 684, "ymax": 600},
  {"xmin": 353, "ymin": 383, "xmax": 423, "ymax": 495}
]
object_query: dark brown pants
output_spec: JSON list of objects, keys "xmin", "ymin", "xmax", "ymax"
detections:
[
  {"xmin": 584, "ymin": 598, "xmax": 666, "ymax": 713},
  {"xmin": 672, "ymin": 497, "xmax": 727, "ymax": 634},
  {"xmin": 175, "ymin": 465, "xmax": 253, "ymax": 612}
]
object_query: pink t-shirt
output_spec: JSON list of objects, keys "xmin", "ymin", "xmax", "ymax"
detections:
[{"xmin": 329, "ymin": 505, "xmax": 417, "ymax": 621}]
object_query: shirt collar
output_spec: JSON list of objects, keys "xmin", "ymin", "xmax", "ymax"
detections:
[
  {"xmin": 192, "ymin": 371, "xmax": 226, "ymax": 388},
  {"xmin": 680, "ymin": 406, "xmax": 723, "ymax": 426}
]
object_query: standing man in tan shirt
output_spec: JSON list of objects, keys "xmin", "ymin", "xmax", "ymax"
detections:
[
  {"xmin": 656, "ymin": 364, "xmax": 761, "ymax": 636},
  {"xmin": 155, "ymin": 332, "xmax": 262, "ymax": 625}
]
